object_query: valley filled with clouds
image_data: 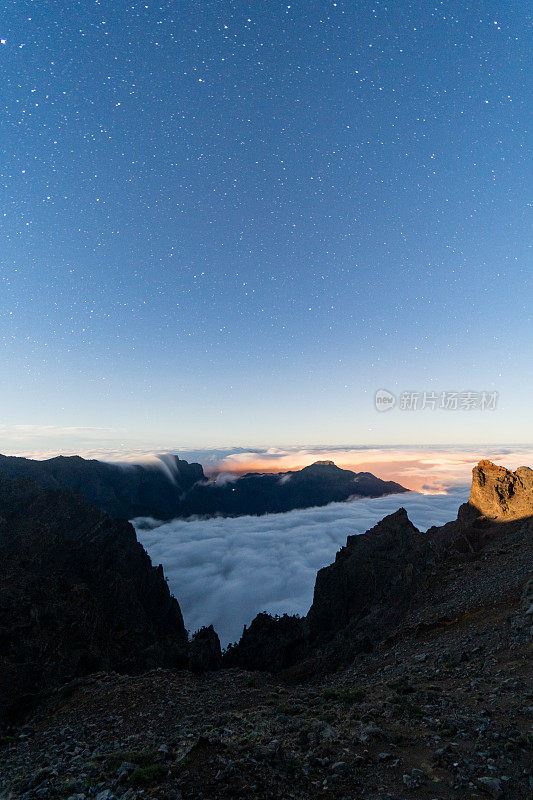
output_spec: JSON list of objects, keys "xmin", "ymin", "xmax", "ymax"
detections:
[{"xmin": 135, "ymin": 487, "xmax": 467, "ymax": 646}]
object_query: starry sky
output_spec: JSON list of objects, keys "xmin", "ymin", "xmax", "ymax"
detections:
[{"xmin": 1, "ymin": 0, "xmax": 532, "ymax": 454}]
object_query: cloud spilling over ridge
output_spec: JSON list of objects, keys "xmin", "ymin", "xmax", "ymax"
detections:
[
  {"xmin": 4, "ymin": 442, "xmax": 532, "ymax": 493},
  {"xmin": 135, "ymin": 488, "xmax": 467, "ymax": 647}
]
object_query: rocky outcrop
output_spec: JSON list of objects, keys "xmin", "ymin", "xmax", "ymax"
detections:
[
  {"xmin": 224, "ymin": 510, "xmax": 435, "ymax": 671},
  {"xmin": 189, "ymin": 626, "xmax": 223, "ymax": 673},
  {"xmin": 308, "ymin": 508, "xmax": 429, "ymax": 641},
  {"xmin": 226, "ymin": 461, "xmax": 533, "ymax": 673},
  {"xmin": 460, "ymin": 459, "xmax": 533, "ymax": 521},
  {"xmin": 0, "ymin": 455, "xmax": 408, "ymax": 520},
  {"xmin": 224, "ymin": 613, "xmax": 309, "ymax": 672},
  {"xmin": 0, "ymin": 478, "xmax": 190, "ymax": 722}
]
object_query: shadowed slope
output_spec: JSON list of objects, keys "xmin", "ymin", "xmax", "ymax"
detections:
[{"xmin": 0, "ymin": 478, "xmax": 190, "ymax": 722}]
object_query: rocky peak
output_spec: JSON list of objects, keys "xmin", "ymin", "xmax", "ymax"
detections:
[
  {"xmin": 299, "ymin": 460, "xmax": 344, "ymax": 474},
  {"xmin": 464, "ymin": 459, "xmax": 533, "ymax": 521},
  {"xmin": 189, "ymin": 625, "xmax": 223, "ymax": 673},
  {"xmin": 308, "ymin": 508, "xmax": 425, "ymax": 640},
  {"xmin": 345, "ymin": 506, "xmax": 416, "ymax": 546}
]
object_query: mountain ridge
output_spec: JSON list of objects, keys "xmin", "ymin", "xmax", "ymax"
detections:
[{"xmin": 0, "ymin": 453, "xmax": 408, "ymax": 520}]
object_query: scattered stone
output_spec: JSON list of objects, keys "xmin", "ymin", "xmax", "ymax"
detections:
[
  {"xmin": 330, "ymin": 761, "xmax": 349, "ymax": 774},
  {"xmin": 95, "ymin": 791, "xmax": 116, "ymax": 800},
  {"xmin": 478, "ymin": 777, "xmax": 504, "ymax": 798}
]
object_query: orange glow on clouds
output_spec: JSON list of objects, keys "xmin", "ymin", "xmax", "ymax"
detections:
[{"xmin": 210, "ymin": 446, "xmax": 533, "ymax": 493}]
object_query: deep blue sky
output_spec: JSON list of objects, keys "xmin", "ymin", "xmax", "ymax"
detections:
[{"xmin": 1, "ymin": 0, "xmax": 531, "ymax": 452}]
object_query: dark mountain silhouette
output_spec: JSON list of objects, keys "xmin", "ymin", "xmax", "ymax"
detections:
[
  {"xmin": 0, "ymin": 453, "xmax": 408, "ymax": 520},
  {"xmin": 0, "ymin": 478, "xmax": 220, "ymax": 723},
  {"xmin": 183, "ymin": 460, "xmax": 408, "ymax": 517},
  {"xmin": 0, "ymin": 453, "xmax": 204, "ymax": 520}
]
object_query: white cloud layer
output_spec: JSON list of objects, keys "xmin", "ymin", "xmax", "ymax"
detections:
[{"xmin": 135, "ymin": 488, "xmax": 467, "ymax": 647}]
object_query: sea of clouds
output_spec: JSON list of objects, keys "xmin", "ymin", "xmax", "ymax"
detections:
[{"xmin": 135, "ymin": 487, "xmax": 468, "ymax": 647}]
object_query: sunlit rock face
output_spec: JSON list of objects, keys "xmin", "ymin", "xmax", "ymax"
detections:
[{"xmin": 465, "ymin": 460, "xmax": 533, "ymax": 520}]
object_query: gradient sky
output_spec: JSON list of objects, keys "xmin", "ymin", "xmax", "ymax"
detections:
[{"xmin": 1, "ymin": 0, "xmax": 532, "ymax": 452}]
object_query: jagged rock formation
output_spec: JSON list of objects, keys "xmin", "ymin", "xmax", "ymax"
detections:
[
  {"xmin": 0, "ymin": 478, "xmax": 191, "ymax": 722},
  {"xmin": 308, "ymin": 508, "xmax": 429, "ymax": 642},
  {"xmin": 189, "ymin": 626, "xmax": 223, "ymax": 673},
  {"xmin": 460, "ymin": 459, "xmax": 533, "ymax": 521},
  {"xmin": 226, "ymin": 461, "xmax": 533, "ymax": 672},
  {"xmin": 223, "ymin": 508, "xmax": 434, "ymax": 671},
  {"xmin": 224, "ymin": 613, "xmax": 309, "ymax": 673},
  {"xmin": 0, "ymin": 454, "xmax": 408, "ymax": 520}
]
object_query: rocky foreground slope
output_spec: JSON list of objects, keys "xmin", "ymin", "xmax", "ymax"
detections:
[
  {"xmin": 0, "ymin": 454, "xmax": 407, "ymax": 521},
  {"xmin": 0, "ymin": 460, "xmax": 531, "ymax": 800}
]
